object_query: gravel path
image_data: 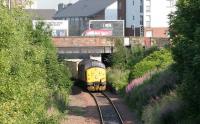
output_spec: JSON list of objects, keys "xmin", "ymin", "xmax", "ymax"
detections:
[{"xmin": 61, "ymin": 86, "xmax": 100, "ymax": 124}]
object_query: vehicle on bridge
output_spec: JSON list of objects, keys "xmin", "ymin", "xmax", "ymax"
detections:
[
  {"xmin": 78, "ymin": 59, "xmax": 106, "ymax": 91},
  {"xmin": 81, "ymin": 29, "xmax": 112, "ymax": 36}
]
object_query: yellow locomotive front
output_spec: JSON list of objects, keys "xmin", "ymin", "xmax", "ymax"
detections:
[
  {"xmin": 78, "ymin": 59, "xmax": 106, "ymax": 91},
  {"xmin": 86, "ymin": 67, "xmax": 106, "ymax": 91}
]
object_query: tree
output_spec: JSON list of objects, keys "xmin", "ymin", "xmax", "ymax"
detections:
[
  {"xmin": 0, "ymin": 4, "xmax": 71, "ymax": 123},
  {"xmin": 170, "ymin": 0, "xmax": 200, "ymax": 122}
]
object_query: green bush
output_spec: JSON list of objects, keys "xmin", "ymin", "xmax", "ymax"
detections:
[
  {"xmin": 129, "ymin": 48, "xmax": 173, "ymax": 80},
  {"xmin": 143, "ymin": 45, "xmax": 159, "ymax": 57},
  {"xmin": 33, "ymin": 22, "xmax": 72, "ymax": 91},
  {"xmin": 126, "ymin": 44, "xmax": 144, "ymax": 67},
  {"xmin": 142, "ymin": 91, "xmax": 184, "ymax": 124},
  {"xmin": 0, "ymin": 5, "xmax": 71, "ymax": 123},
  {"xmin": 111, "ymin": 39, "xmax": 128, "ymax": 69},
  {"xmin": 111, "ymin": 40, "xmax": 159, "ymax": 70},
  {"xmin": 107, "ymin": 68, "xmax": 129, "ymax": 93},
  {"xmin": 126, "ymin": 68, "xmax": 178, "ymax": 117},
  {"xmin": 30, "ymin": 18, "xmax": 72, "ymax": 122},
  {"xmin": 170, "ymin": 0, "xmax": 200, "ymax": 121}
]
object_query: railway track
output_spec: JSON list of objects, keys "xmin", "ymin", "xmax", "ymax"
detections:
[{"xmin": 89, "ymin": 92, "xmax": 124, "ymax": 124}]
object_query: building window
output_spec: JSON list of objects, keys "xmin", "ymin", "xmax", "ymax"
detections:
[
  {"xmin": 140, "ymin": 5, "xmax": 143, "ymax": 13},
  {"xmin": 146, "ymin": 15, "xmax": 151, "ymax": 27},
  {"xmin": 131, "ymin": 25, "xmax": 135, "ymax": 30},
  {"xmin": 140, "ymin": 0, "xmax": 143, "ymax": 13},
  {"xmin": 133, "ymin": 16, "xmax": 135, "ymax": 20},
  {"xmin": 140, "ymin": 15, "xmax": 143, "ymax": 25},
  {"xmin": 146, "ymin": 15, "xmax": 151, "ymax": 21},
  {"xmin": 146, "ymin": 0, "xmax": 151, "ymax": 6},
  {"xmin": 69, "ymin": 18, "xmax": 72, "ymax": 24},
  {"xmin": 146, "ymin": 6, "xmax": 150, "ymax": 12},
  {"xmin": 133, "ymin": 0, "xmax": 134, "ymax": 6},
  {"xmin": 140, "ymin": 0, "xmax": 143, "ymax": 4},
  {"xmin": 146, "ymin": 21, "xmax": 151, "ymax": 27}
]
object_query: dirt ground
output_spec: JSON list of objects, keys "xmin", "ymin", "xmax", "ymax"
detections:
[{"xmin": 61, "ymin": 86, "xmax": 140, "ymax": 124}]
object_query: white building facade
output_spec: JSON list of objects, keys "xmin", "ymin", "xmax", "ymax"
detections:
[
  {"xmin": 125, "ymin": 0, "xmax": 176, "ymax": 37},
  {"xmin": 143, "ymin": 0, "xmax": 176, "ymax": 38}
]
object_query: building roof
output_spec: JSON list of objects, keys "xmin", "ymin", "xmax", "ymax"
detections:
[
  {"xmin": 54, "ymin": 0, "xmax": 116, "ymax": 18},
  {"xmin": 25, "ymin": 9, "xmax": 56, "ymax": 20}
]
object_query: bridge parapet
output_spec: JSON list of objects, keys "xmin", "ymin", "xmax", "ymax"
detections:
[
  {"xmin": 52, "ymin": 36, "xmax": 121, "ymax": 47},
  {"xmin": 53, "ymin": 37, "xmax": 122, "ymax": 54}
]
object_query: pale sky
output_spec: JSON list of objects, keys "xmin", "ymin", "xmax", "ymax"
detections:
[{"xmin": 29, "ymin": 0, "xmax": 79, "ymax": 10}]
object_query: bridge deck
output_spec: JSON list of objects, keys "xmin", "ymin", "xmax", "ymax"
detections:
[{"xmin": 52, "ymin": 37, "xmax": 117, "ymax": 48}]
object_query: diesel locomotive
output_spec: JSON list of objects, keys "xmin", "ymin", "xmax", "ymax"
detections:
[{"xmin": 78, "ymin": 59, "xmax": 106, "ymax": 91}]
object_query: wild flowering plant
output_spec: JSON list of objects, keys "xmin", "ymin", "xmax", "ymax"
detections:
[{"xmin": 126, "ymin": 70, "xmax": 157, "ymax": 93}]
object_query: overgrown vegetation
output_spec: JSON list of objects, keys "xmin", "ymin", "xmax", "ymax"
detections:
[
  {"xmin": 108, "ymin": 0, "xmax": 200, "ymax": 123},
  {"xmin": 108, "ymin": 1, "xmax": 200, "ymax": 123},
  {"xmin": 107, "ymin": 68, "xmax": 129, "ymax": 92},
  {"xmin": 107, "ymin": 39, "xmax": 160, "ymax": 93},
  {"xmin": 142, "ymin": 91, "xmax": 184, "ymax": 124},
  {"xmin": 129, "ymin": 48, "xmax": 173, "ymax": 79},
  {"xmin": 107, "ymin": 39, "xmax": 177, "ymax": 123},
  {"xmin": 0, "ymin": 4, "xmax": 71, "ymax": 123},
  {"xmin": 111, "ymin": 39, "xmax": 159, "ymax": 70},
  {"xmin": 126, "ymin": 68, "xmax": 178, "ymax": 117},
  {"xmin": 170, "ymin": 0, "xmax": 200, "ymax": 122}
]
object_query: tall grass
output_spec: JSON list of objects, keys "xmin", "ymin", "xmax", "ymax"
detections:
[
  {"xmin": 142, "ymin": 91, "xmax": 184, "ymax": 124},
  {"xmin": 126, "ymin": 68, "xmax": 179, "ymax": 117},
  {"xmin": 106, "ymin": 68, "xmax": 129, "ymax": 93}
]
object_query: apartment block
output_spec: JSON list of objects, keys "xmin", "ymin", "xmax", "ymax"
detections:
[
  {"xmin": 143, "ymin": 0, "xmax": 176, "ymax": 38},
  {"xmin": 126, "ymin": 0, "xmax": 143, "ymax": 36},
  {"xmin": 124, "ymin": 0, "xmax": 176, "ymax": 37}
]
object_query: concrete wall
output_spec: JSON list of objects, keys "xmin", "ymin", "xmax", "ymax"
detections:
[
  {"xmin": 129, "ymin": 36, "xmax": 170, "ymax": 48},
  {"xmin": 53, "ymin": 37, "xmax": 116, "ymax": 55},
  {"xmin": 53, "ymin": 37, "xmax": 116, "ymax": 47}
]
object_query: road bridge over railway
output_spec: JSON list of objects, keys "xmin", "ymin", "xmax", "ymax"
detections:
[
  {"xmin": 52, "ymin": 37, "xmax": 121, "ymax": 61},
  {"xmin": 53, "ymin": 37, "xmax": 118, "ymax": 53}
]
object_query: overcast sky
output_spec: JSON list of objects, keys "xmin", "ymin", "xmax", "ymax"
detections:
[{"xmin": 30, "ymin": 0, "xmax": 79, "ymax": 10}]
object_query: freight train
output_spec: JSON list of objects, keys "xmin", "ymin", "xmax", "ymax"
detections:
[{"xmin": 78, "ymin": 59, "xmax": 106, "ymax": 91}]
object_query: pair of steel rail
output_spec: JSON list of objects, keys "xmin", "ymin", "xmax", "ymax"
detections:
[{"xmin": 89, "ymin": 92, "xmax": 124, "ymax": 124}]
